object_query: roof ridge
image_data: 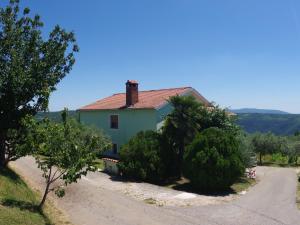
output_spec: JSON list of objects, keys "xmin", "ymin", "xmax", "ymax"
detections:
[{"xmin": 111, "ymin": 86, "xmax": 191, "ymax": 95}]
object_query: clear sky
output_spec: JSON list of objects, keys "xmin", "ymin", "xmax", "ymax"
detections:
[{"xmin": 17, "ymin": 0, "xmax": 300, "ymax": 113}]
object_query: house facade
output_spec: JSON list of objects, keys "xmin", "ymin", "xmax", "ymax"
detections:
[{"xmin": 78, "ymin": 80, "xmax": 211, "ymax": 158}]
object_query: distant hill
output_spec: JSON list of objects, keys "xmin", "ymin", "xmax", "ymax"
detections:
[
  {"xmin": 231, "ymin": 108, "xmax": 289, "ymax": 115},
  {"xmin": 36, "ymin": 110, "xmax": 77, "ymax": 122},
  {"xmin": 36, "ymin": 110, "xmax": 300, "ymax": 136},
  {"xmin": 236, "ymin": 113, "xmax": 300, "ymax": 135}
]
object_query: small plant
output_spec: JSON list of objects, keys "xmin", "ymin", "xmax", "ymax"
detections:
[{"xmin": 144, "ymin": 198, "xmax": 157, "ymax": 205}]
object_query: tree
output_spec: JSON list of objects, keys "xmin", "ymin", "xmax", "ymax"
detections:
[
  {"xmin": 161, "ymin": 96, "xmax": 238, "ymax": 177},
  {"xmin": 237, "ymin": 132, "xmax": 257, "ymax": 168},
  {"xmin": 118, "ymin": 131, "xmax": 166, "ymax": 183},
  {"xmin": 162, "ymin": 95, "xmax": 204, "ymax": 177},
  {"xmin": 284, "ymin": 140, "xmax": 300, "ymax": 165},
  {"xmin": 251, "ymin": 133, "xmax": 283, "ymax": 165},
  {"xmin": 183, "ymin": 127, "xmax": 244, "ymax": 191},
  {"xmin": 21, "ymin": 110, "xmax": 110, "ymax": 209},
  {"xmin": 0, "ymin": 0, "xmax": 78, "ymax": 167},
  {"xmin": 199, "ymin": 104, "xmax": 239, "ymax": 134}
]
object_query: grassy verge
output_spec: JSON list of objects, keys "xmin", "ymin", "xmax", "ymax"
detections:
[
  {"xmin": 0, "ymin": 167, "xmax": 70, "ymax": 225},
  {"xmin": 165, "ymin": 176, "xmax": 256, "ymax": 196},
  {"xmin": 231, "ymin": 177, "xmax": 257, "ymax": 193}
]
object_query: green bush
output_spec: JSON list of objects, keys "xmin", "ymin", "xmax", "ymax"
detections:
[
  {"xmin": 118, "ymin": 131, "xmax": 165, "ymax": 183},
  {"xmin": 183, "ymin": 128, "xmax": 245, "ymax": 191}
]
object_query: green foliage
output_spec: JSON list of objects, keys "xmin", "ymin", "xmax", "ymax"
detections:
[
  {"xmin": 201, "ymin": 105, "xmax": 239, "ymax": 134},
  {"xmin": 162, "ymin": 95, "xmax": 204, "ymax": 175},
  {"xmin": 183, "ymin": 128, "xmax": 245, "ymax": 191},
  {"xmin": 118, "ymin": 131, "xmax": 166, "ymax": 183},
  {"xmin": 21, "ymin": 109, "xmax": 110, "ymax": 208},
  {"xmin": 237, "ymin": 114, "xmax": 300, "ymax": 135},
  {"xmin": 161, "ymin": 96, "xmax": 238, "ymax": 176},
  {"xmin": 284, "ymin": 140, "xmax": 300, "ymax": 165},
  {"xmin": 0, "ymin": 0, "xmax": 78, "ymax": 167},
  {"xmin": 237, "ymin": 132, "xmax": 257, "ymax": 168},
  {"xmin": 251, "ymin": 132, "xmax": 284, "ymax": 164}
]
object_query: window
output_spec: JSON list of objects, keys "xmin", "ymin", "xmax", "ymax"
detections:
[
  {"xmin": 112, "ymin": 144, "xmax": 118, "ymax": 154},
  {"xmin": 110, "ymin": 115, "xmax": 118, "ymax": 129}
]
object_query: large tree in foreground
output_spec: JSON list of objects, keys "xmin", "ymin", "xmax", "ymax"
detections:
[
  {"xmin": 0, "ymin": 0, "xmax": 78, "ymax": 167},
  {"xmin": 162, "ymin": 95, "xmax": 204, "ymax": 177},
  {"xmin": 21, "ymin": 110, "xmax": 111, "ymax": 209},
  {"xmin": 162, "ymin": 95, "xmax": 238, "ymax": 177}
]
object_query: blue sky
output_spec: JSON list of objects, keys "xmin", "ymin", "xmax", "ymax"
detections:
[{"xmin": 17, "ymin": 0, "xmax": 300, "ymax": 113}]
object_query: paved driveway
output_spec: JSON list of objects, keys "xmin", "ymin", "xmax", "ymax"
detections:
[{"xmin": 11, "ymin": 157, "xmax": 300, "ymax": 225}]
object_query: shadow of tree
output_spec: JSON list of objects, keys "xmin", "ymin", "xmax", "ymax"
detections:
[
  {"xmin": 0, "ymin": 167, "xmax": 22, "ymax": 184},
  {"xmin": 169, "ymin": 182, "xmax": 235, "ymax": 197},
  {"xmin": 1, "ymin": 199, "xmax": 52, "ymax": 225},
  {"xmin": 1, "ymin": 199, "xmax": 39, "ymax": 211}
]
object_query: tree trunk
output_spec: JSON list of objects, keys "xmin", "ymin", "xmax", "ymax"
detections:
[
  {"xmin": 259, "ymin": 153, "xmax": 262, "ymax": 165},
  {"xmin": 0, "ymin": 133, "xmax": 6, "ymax": 168},
  {"xmin": 39, "ymin": 167, "xmax": 52, "ymax": 209},
  {"xmin": 177, "ymin": 144, "xmax": 184, "ymax": 178}
]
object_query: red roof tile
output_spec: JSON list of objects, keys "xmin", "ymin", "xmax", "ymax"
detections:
[{"xmin": 79, "ymin": 87, "xmax": 209, "ymax": 111}]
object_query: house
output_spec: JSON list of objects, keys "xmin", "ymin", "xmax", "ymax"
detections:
[{"xmin": 78, "ymin": 80, "xmax": 211, "ymax": 159}]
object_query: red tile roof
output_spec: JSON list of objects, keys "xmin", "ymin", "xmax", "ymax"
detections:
[{"xmin": 79, "ymin": 87, "xmax": 209, "ymax": 111}]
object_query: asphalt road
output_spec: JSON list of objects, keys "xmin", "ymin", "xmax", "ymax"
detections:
[{"xmin": 11, "ymin": 157, "xmax": 300, "ymax": 225}]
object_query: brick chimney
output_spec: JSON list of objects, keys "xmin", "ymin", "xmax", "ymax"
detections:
[{"xmin": 126, "ymin": 80, "xmax": 139, "ymax": 106}]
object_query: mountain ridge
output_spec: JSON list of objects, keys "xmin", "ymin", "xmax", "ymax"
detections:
[{"xmin": 231, "ymin": 108, "xmax": 290, "ymax": 115}]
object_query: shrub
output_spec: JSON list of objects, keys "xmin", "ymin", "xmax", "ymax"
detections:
[
  {"xmin": 183, "ymin": 128, "xmax": 245, "ymax": 191},
  {"xmin": 118, "ymin": 131, "xmax": 165, "ymax": 183}
]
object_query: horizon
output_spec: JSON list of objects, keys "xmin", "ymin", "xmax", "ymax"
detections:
[{"xmin": 14, "ymin": 0, "xmax": 300, "ymax": 113}]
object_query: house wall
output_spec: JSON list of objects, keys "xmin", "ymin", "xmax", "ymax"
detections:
[
  {"xmin": 79, "ymin": 109, "xmax": 157, "ymax": 152},
  {"xmin": 155, "ymin": 103, "xmax": 174, "ymax": 130}
]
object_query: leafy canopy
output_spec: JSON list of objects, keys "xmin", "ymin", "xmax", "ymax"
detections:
[
  {"xmin": 0, "ymin": 0, "xmax": 78, "ymax": 166},
  {"xmin": 118, "ymin": 131, "xmax": 165, "ymax": 183},
  {"xmin": 183, "ymin": 127, "xmax": 245, "ymax": 190},
  {"xmin": 21, "ymin": 110, "xmax": 111, "ymax": 208}
]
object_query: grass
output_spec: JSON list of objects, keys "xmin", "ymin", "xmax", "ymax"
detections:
[
  {"xmin": 93, "ymin": 159, "xmax": 105, "ymax": 170},
  {"xmin": 165, "ymin": 176, "xmax": 256, "ymax": 196},
  {"xmin": 0, "ymin": 167, "xmax": 70, "ymax": 225},
  {"xmin": 231, "ymin": 177, "xmax": 257, "ymax": 193},
  {"xmin": 143, "ymin": 198, "xmax": 157, "ymax": 205},
  {"xmin": 258, "ymin": 154, "xmax": 300, "ymax": 168}
]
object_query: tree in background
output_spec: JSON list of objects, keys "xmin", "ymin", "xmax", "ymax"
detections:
[
  {"xmin": 0, "ymin": 0, "xmax": 78, "ymax": 167},
  {"xmin": 20, "ymin": 110, "xmax": 110, "ymax": 209},
  {"xmin": 251, "ymin": 133, "xmax": 283, "ymax": 165},
  {"xmin": 183, "ymin": 127, "xmax": 244, "ymax": 191},
  {"xmin": 237, "ymin": 132, "xmax": 257, "ymax": 168},
  {"xmin": 283, "ymin": 139, "xmax": 300, "ymax": 165}
]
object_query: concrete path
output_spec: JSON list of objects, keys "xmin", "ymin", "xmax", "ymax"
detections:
[{"xmin": 11, "ymin": 157, "xmax": 300, "ymax": 225}]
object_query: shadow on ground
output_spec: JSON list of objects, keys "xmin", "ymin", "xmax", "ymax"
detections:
[
  {"xmin": 103, "ymin": 170, "xmax": 251, "ymax": 197},
  {"xmin": 0, "ymin": 168, "xmax": 52, "ymax": 225}
]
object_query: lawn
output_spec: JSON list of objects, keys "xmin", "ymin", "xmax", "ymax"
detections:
[{"xmin": 0, "ymin": 167, "xmax": 68, "ymax": 225}]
